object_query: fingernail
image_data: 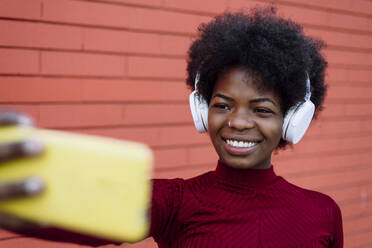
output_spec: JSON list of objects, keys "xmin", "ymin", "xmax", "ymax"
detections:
[
  {"xmin": 24, "ymin": 176, "xmax": 45, "ymax": 195},
  {"xmin": 21, "ymin": 140, "xmax": 45, "ymax": 156},
  {"xmin": 17, "ymin": 115, "xmax": 34, "ymax": 126},
  {"xmin": 0, "ymin": 111, "xmax": 33, "ymax": 126}
]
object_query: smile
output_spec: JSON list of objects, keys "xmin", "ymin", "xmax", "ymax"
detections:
[
  {"xmin": 225, "ymin": 139, "xmax": 258, "ymax": 148},
  {"xmin": 222, "ymin": 138, "xmax": 261, "ymax": 156}
]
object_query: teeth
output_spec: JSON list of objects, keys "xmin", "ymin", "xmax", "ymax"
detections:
[{"xmin": 226, "ymin": 139, "xmax": 257, "ymax": 148}]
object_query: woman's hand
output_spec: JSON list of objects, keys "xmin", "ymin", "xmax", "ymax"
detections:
[{"xmin": 0, "ymin": 110, "xmax": 46, "ymax": 231}]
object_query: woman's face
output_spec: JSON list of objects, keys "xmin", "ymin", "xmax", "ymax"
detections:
[{"xmin": 208, "ymin": 67, "xmax": 283, "ymax": 169}]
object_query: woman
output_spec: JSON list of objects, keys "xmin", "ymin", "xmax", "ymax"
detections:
[
  {"xmin": 0, "ymin": 6, "xmax": 342, "ymax": 248},
  {"xmin": 149, "ymin": 7, "xmax": 343, "ymax": 248}
]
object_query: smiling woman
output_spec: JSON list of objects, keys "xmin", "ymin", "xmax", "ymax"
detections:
[{"xmin": 149, "ymin": 6, "xmax": 343, "ymax": 248}]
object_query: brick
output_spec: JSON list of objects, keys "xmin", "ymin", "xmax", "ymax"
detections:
[
  {"xmin": 226, "ymin": 0, "xmax": 267, "ymax": 11},
  {"xmin": 83, "ymin": 28, "xmax": 160, "ymax": 55},
  {"xmin": 327, "ymin": 85, "xmax": 372, "ymax": 100},
  {"xmin": 0, "ymin": 104, "xmax": 122, "ymax": 128},
  {"xmin": 0, "ymin": 20, "xmax": 82, "ymax": 50},
  {"xmin": 325, "ymin": 50, "xmax": 370, "ymax": 67},
  {"xmin": 123, "ymin": 103, "xmax": 192, "ymax": 125},
  {"xmin": 344, "ymin": 225, "xmax": 372, "ymax": 247},
  {"xmin": 339, "ymin": 185, "xmax": 372, "ymax": 208},
  {"xmin": 126, "ymin": 7, "xmax": 210, "ymax": 34},
  {"xmin": 0, "ymin": 77, "xmax": 189, "ymax": 102},
  {"xmin": 42, "ymin": 0, "xmax": 210, "ymax": 34},
  {"xmin": 278, "ymin": 135, "xmax": 372, "ymax": 159},
  {"xmin": 0, "ymin": 103, "xmax": 192, "ymax": 128},
  {"xmin": 153, "ymin": 145, "xmax": 217, "ymax": 170},
  {"xmin": 153, "ymin": 148, "xmax": 188, "ymax": 169},
  {"xmin": 274, "ymin": 0, "xmax": 372, "ymax": 16},
  {"xmin": 158, "ymin": 34, "xmax": 190, "ymax": 56},
  {"xmin": 274, "ymin": 150, "xmax": 372, "ymax": 178},
  {"xmin": 326, "ymin": 67, "xmax": 350, "ymax": 83},
  {"xmin": 279, "ymin": 4, "xmax": 372, "ymax": 33},
  {"xmin": 80, "ymin": 125, "xmax": 209, "ymax": 147},
  {"xmin": 342, "ymin": 200, "xmax": 372, "ymax": 219},
  {"xmin": 328, "ymin": 11, "xmax": 371, "ymax": 33},
  {"xmin": 83, "ymin": 79, "xmax": 188, "ymax": 102},
  {"xmin": 83, "ymin": 28, "xmax": 190, "ymax": 56},
  {"xmin": 153, "ymin": 164, "xmax": 216, "ymax": 179},
  {"xmin": 128, "ymin": 56, "xmax": 186, "ymax": 78},
  {"xmin": 100, "ymin": 0, "xmax": 163, "ymax": 8},
  {"xmin": 187, "ymin": 145, "xmax": 218, "ymax": 166},
  {"xmin": 41, "ymin": 51, "xmax": 126, "ymax": 77},
  {"xmin": 322, "ymin": 102, "xmax": 372, "ymax": 117},
  {"xmin": 279, "ymin": 5, "xmax": 330, "ymax": 28},
  {"xmin": 351, "ymin": 0, "xmax": 372, "ymax": 15},
  {"xmin": 287, "ymin": 163, "xmax": 372, "ymax": 191},
  {"xmin": 163, "ymin": 0, "xmax": 227, "ymax": 13},
  {"xmin": 305, "ymin": 28, "xmax": 353, "ymax": 48},
  {"xmin": 0, "ymin": 49, "xmax": 39, "ymax": 74},
  {"xmin": 99, "ymin": 0, "xmax": 226, "ymax": 14},
  {"xmin": 327, "ymin": 66, "xmax": 372, "ymax": 84},
  {"xmin": 325, "ymin": 184, "xmax": 372, "ymax": 204},
  {"xmin": 0, "ymin": 0, "xmax": 41, "ymax": 20},
  {"xmin": 43, "ymin": 104, "xmax": 125, "ymax": 127},
  {"xmin": 347, "ymin": 68, "xmax": 372, "ymax": 83},
  {"xmin": 344, "ymin": 213, "xmax": 372, "ymax": 235},
  {"xmin": 0, "ymin": 77, "xmax": 83, "ymax": 102},
  {"xmin": 306, "ymin": 119, "xmax": 372, "ymax": 137}
]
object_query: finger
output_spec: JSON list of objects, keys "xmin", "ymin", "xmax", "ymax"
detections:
[
  {"xmin": 0, "ymin": 111, "xmax": 33, "ymax": 126},
  {"xmin": 0, "ymin": 176, "xmax": 45, "ymax": 200},
  {"xmin": 0, "ymin": 211, "xmax": 47, "ymax": 231},
  {"xmin": 0, "ymin": 139, "xmax": 44, "ymax": 162}
]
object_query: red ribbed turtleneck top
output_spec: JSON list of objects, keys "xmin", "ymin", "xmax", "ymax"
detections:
[{"xmin": 150, "ymin": 161, "xmax": 343, "ymax": 247}]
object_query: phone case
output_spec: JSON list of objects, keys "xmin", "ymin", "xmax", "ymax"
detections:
[{"xmin": 0, "ymin": 126, "xmax": 152, "ymax": 242}]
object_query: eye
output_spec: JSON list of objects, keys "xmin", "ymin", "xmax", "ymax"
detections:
[
  {"xmin": 212, "ymin": 103, "xmax": 230, "ymax": 111},
  {"xmin": 254, "ymin": 108, "xmax": 274, "ymax": 116}
]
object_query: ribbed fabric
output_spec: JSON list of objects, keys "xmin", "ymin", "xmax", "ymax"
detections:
[{"xmin": 150, "ymin": 161, "xmax": 343, "ymax": 248}]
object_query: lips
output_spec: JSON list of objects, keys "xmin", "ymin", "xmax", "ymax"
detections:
[{"xmin": 222, "ymin": 137, "xmax": 261, "ymax": 156}]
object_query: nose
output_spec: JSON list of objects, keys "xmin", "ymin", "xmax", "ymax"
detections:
[{"xmin": 228, "ymin": 111, "xmax": 255, "ymax": 131}]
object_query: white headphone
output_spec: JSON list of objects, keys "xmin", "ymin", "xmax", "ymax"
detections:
[{"xmin": 188, "ymin": 72, "xmax": 315, "ymax": 144}]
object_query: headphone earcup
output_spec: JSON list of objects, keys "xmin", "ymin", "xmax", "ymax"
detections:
[
  {"xmin": 189, "ymin": 91, "xmax": 209, "ymax": 133},
  {"xmin": 282, "ymin": 100, "xmax": 315, "ymax": 144}
]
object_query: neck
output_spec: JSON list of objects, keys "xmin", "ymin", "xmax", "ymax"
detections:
[{"xmin": 215, "ymin": 160, "xmax": 278, "ymax": 188}]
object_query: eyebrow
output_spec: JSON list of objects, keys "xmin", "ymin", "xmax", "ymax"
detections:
[
  {"xmin": 213, "ymin": 93, "xmax": 234, "ymax": 102},
  {"xmin": 250, "ymin": 97, "xmax": 277, "ymax": 106},
  {"xmin": 213, "ymin": 93, "xmax": 277, "ymax": 106}
]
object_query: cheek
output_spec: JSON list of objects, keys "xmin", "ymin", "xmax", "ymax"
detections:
[
  {"xmin": 272, "ymin": 120, "xmax": 284, "ymax": 143},
  {"xmin": 262, "ymin": 119, "xmax": 283, "ymax": 144},
  {"xmin": 207, "ymin": 113, "xmax": 225, "ymax": 142}
]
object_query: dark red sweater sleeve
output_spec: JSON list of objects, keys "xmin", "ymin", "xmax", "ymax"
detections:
[
  {"xmin": 331, "ymin": 201, "xmax": 344, "ymax": 247},
  {"xmin": 149, "ymin": 179, "xmax": 183, "ymax": 244}
]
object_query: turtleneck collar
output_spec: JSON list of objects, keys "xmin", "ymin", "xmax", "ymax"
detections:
[{"xmin": 214, "ymin": 160, "xmax": 279, "ymax": 189}]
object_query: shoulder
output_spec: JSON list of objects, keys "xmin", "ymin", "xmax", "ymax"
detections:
[
  {"xmin": 152, "ymin": 178, "xmax": 185, "ymax": 200},
  {"xmin": 278, "ymin": 177, "xmax": 341, "ymax": 217},
  {"xmin": 152, "ymin": 178, "xmax": 185, "ymax": 189}
]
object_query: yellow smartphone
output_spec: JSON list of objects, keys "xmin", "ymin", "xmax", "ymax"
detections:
[{"xmin": 0, "ymin": 126, "xmax": 152, "ymax": 243}]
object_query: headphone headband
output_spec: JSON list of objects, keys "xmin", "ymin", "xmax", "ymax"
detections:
[
  {"xmin": 194, "ymin": 72, "xmax": 201, "ymax": 90},
  {"xmin": 304, "ymin": 73, "xmax": 311, "ymax": 101}
]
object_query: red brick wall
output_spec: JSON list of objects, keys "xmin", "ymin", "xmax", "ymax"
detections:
[{"xmin": 1, "ymin": 0, "xmax": 372, "ymax": 247}]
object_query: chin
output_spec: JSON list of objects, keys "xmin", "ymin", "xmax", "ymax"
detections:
[{"xmin": 220, "ymin": 156, "xmax": 262, "ymax": 169}]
